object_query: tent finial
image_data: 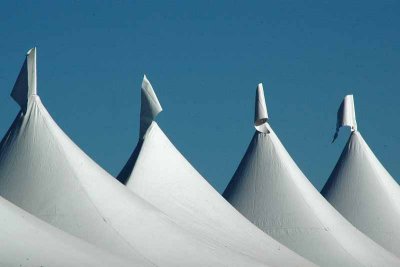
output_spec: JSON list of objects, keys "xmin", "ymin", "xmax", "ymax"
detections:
[
  {"xmin": 139, "ymin": 74, "xmax": 163, "ymax": 138},
  {"xmin": 254, "ymin": 83, "xmax": 269, "ymax": 133},
  {"xmin": 332, "ymin": 94, "xmax": 357, "ymax": 143},
  {"xmin": 11, "ymin": 47, "xmax": 37, "ymax": 110}
]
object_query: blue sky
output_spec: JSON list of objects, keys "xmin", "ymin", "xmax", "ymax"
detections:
[{"xmin": 0, "ymin": 1, "xmax": 399, "ymax": 192}]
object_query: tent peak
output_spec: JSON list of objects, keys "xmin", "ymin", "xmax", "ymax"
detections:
[
  {"xmin": 139, "ymin": 75, "xmax": 163, "ymax": 138},
  {"xmin": 27, "ymin": 47, "xmax": 36, "ymax": 55},
  {"xmin": 11, "ymin": 47, "xmax": 37, "ymax": 110},
  {"xmin": 332, "ymin": 94, "xmax": 357, "ymax": 143},
  {"xmin": 254, "ymin": 83, "xmax": 269, "ymax": 133}
]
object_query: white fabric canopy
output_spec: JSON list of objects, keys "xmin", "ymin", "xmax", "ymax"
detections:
[
  {"xmin": 116, "ymin": 77, "xmax": 315, "ymax": 267},
  {"xmin": 223, "ymin": 85, "xmax": 400, "ymax": 267},
  {"xmin": 0, "ymin": 196, "xmax": 136, "ymax": 267},
  {"xmin": 322, "ymin": 95, "xmax": 400, "ymax": 257},
  {"xmin": 0, "ymin": 48, "xmax": 272, "ymax": 267}
]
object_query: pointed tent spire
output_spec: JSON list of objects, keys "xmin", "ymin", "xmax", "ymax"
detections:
[
  {"xmin": 223, "ymin": 90, "xmax": 400, "ymax": 266},
  {"xmin": 11, "ymin": 47, "xmax": 37, "ymax": 110},
  {"xmin": 332, "ymin": 94, "xmax": 357, "ymax": 143},
  {"xmin": 139, "ymin": 75, "xmax": 162, "ymax": 138},
  {"xmin": 254, "ymin": 83, "xmax": 269, "ymax": 133}
]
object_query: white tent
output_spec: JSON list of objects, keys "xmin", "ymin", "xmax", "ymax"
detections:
[
  {"xmin": 0, "ymin": 48, "xmax": 273, "ymax": 267},
  {"xmin": 117, "ymin": 77, "xmax": 315, "ymax": 267},
  {"xmin": 223, "ymin": 84, "xmax": 400, "ymax": 267},
  {"xmin": 322, "ymin": 95, "xmax": 400, "ymax": 257},
  {"xmin": 0, "ymin": 195, "xmax": 137, "ymax": 267}
]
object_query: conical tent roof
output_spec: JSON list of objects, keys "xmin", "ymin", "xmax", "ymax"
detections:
[
  {"xmin": 0, "ymin": 195, "xmax": 136, "ymax": 267},
  {"xmin": 0, "ymin": 48, "xmax": 271, "ymax": 267},
  {"xmin": 117, "ymin": 77, "xmax": 315, "ymax": 267},
  {"xmin": 223, "ymin": 84, "xmax": 400, "ymax": 267},
  {"xmin": 322, "ymin": 95, "xmax": 400, "ymax": 257}
]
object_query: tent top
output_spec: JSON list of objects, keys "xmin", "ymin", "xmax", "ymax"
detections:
[
  {"xmin": 117, "ymin": 77, "xmax": 317, "ymax": 267},
  {"xmin": 254, "ymin": 83, "xmax": 270, "ymax": 133},
  {"xmin": 0, "ymin": 49, "xmax": 277, "ymax": 267},
  {"xmin": 140, "ymin": 75, "xmax": 163, "ymax": 138},
  {"xmin": 322, "ymin": 95, "xmax": 400, "ymax": 256},
  {"xmin": 223, "ymin": 86, "xmax": 400, "ymax": 267},
  {"xmin": 332, "ymin": 94, "xmax": 357, "ymax": 142},
  {"xmin": 11, "ymin": 47, "xmax": 37, "ymax": 109}
]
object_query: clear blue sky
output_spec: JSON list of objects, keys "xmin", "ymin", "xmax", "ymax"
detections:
[{"xmin": 1, "ymin": 1, "xmax": 399, "ymax": 192}]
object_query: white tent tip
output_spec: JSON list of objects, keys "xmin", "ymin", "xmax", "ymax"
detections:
[
  {"xmin": 254, "ymin": 82, "xmax": 269, "ymax": 133},
  {"xmin": 139, "ymin": 75, "xmax": 163, "ymax": 138},
  {"xmin": 11, "ymin": 47, "xmax": 37, "ymax": 109},
  {"xmin": 332, "ymin": 94, "xmax": 358, "ymax": 143},
  {"xmin": 27, "ymin": 47, "xmax": 36, "ymax": 55}
]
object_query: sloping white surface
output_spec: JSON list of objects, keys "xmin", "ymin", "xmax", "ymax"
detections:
[
  {"xmin": 0, "ymin": 49, "xmax": 271, "ymax": 267},
  {"xmin": 223, "ymin": 86, "xmax": 400, "ymax": 267},
  {"xmin": 322, "ymin": 98, "xmax": 400, "ymax": 257},
  {"xmin": 0, "ymin": 196, "xmax": 137, "ymax": 267},
  {"xmin": 117, "ymin": 76, "xmax": 315, "ymax": 267},
  {"xmin": 118, "ymin": 122, "xmax": 315, "ymax": 267}
]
